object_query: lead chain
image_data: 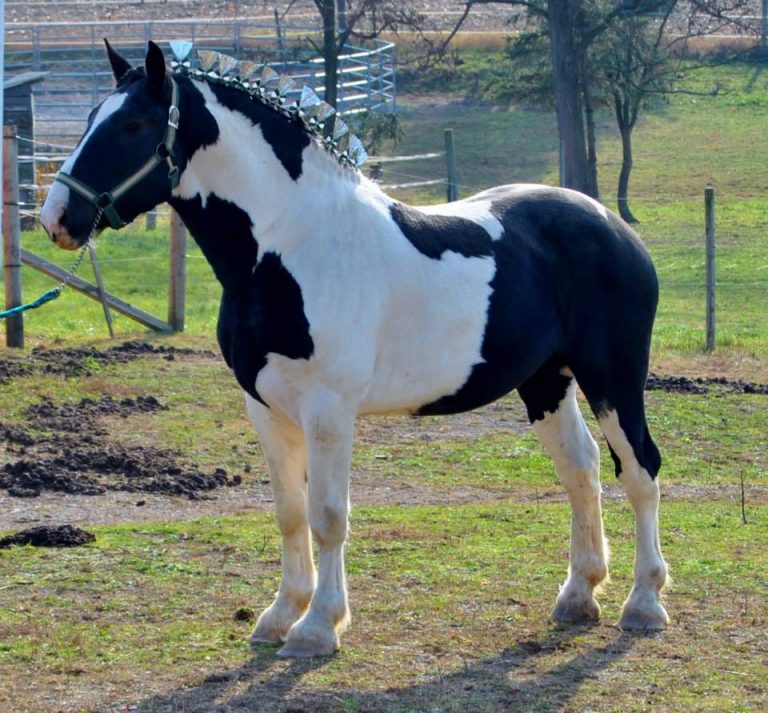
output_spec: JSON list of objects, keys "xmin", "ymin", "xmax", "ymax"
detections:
[{"xmin": 53, "ymin": 207, "xmax": 103, "ymax": 295}]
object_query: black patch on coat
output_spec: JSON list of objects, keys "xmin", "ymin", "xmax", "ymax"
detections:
[
  {"xmin": 417, "ymin": 205, "xmax": 564, "ymax": 416},
  {"xmin": 175, "ymin": 77, "xmax": 221, "ymax": 172},
  {"xmin": 208, "ymin": 82, "xmax": 309, "ymax": 181},
  {"xmin": 516, "ymin": 358, "xmax": 573, "ymax": 424},
  {"xmin": 217, "ymin": 252, "xmax": 315, "ymax": 401},
  {"xmin": 171, "ymin": 193, "xmax": 257, "ymax": 290},
  {"xmin": 389, "ymin": 203, "xmax": 494, "ymax": 259},
  {"xmin": 171, "ymin": 194, "xmax": 314, "ymax": 401}
]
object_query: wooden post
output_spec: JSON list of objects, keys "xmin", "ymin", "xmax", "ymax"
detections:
[
  {"xmin": 3, "ymin": 126, "xmax": 24, "ymax": 348},
  {"xmin": 705, "ymin": 186, "xmax": 716, "ymax": 352},
  {"xmin": 762, "ymin": 0, "xmax": 768, "ymax": 56},
  {"xmin": 443, "ymin": 128, "xmax": 458, "ymax": 202},
  {"xmin": 168, "ymin": 209, "xmax": 187, "ymax": 332}
]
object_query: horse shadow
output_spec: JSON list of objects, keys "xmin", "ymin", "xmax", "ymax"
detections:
[{"xmin": 132, "ymin": 626, "xmax": 645, "ymax": 712}]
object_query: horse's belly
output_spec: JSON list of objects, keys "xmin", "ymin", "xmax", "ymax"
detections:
[{"xmin": 358, "ymin": 260, "xmax": 499, "ymax": 414}]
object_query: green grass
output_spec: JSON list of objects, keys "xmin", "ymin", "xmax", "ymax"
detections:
[
  {"xmin": 1, "ymin": 501, "xmax": 766, "ymax": 711},
  {"xmin": 9, "ymin": 226, "xmax": 223, "ymax": 340}
]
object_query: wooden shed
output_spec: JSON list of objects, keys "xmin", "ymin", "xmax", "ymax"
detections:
[{"xmin": 3, "ymin": 71, "xmax": 48, "ymax": 228}]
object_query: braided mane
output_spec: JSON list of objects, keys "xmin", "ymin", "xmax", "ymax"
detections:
[{"xmin": 170, "ymin": 43, "xmax": 368, "ymax": 170}]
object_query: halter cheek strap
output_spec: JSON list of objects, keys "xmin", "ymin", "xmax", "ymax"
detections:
[{"xmin": 55, "ymin": 77, "xmax": 181, "ymax": 230}]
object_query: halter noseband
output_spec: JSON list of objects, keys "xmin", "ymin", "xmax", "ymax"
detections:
[{"xmin": 54, "ymin": 77, "xmax": 181, "ymax": 230}]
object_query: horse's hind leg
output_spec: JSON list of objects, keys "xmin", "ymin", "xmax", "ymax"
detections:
[
  {"xmin": 246, "ymin": 396, "xmax": 315, "ymax": 644},
  {"xmin": 575, "ymin": 371, "xmax": 669, "ymax": 631},
  {"xmin": 518, "ymin": 364, "xmax": 609, "ymax": 625}
]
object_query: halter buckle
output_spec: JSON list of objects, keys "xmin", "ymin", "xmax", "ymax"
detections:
[{"xmin": 168, "ymin": 105, "xmax": 180, "ymax": 130}]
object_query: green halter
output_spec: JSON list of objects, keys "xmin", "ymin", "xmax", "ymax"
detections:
[{"xmin": 54, "ymin": 77, "xmax": 181, "ymax": 230}]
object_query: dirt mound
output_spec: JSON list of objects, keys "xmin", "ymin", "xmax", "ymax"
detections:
[
  {"xmin": 0, "ymin": 524, "xmax": 95, "ymax": 548},
  {"xmin": 647, "ymin": 373, "xmax": 768, "ymax": 395},
  {"xmin": 24, "ymin": 394, "xmax": 168, "ymax": 434},
  {"xmin": 1, "ymin": 391, "xmax": 243, "ymax": 500},
  {"xmin": 1, "ymin": 443, "xmax": 242, "ymax": 499}
]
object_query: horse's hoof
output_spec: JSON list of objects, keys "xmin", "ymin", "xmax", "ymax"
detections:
[
  {"xmin": 277, "ymin": 638, "xmax": 338, "ymax": 658},
  {"xmin": 250, "ymin": 602, "xmax": 306, "ymax": 645},
  {"xmin": 250, "ymin": 629, "xmax": 283, "ymax": 645},
  {"xmin": 551, "ymin": 597, "xmax": 601, "ymax": 626},
  {"xmin": 618, "ymin": 603, "xmax": 669, "ymax": 632}
]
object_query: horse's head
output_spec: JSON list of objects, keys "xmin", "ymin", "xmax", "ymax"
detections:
[{"xmin": 41, "ymin": 41, "xmax": 181, "ymax": 249}]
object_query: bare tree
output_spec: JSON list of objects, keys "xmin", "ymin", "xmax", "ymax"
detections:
[
  {"xmin": 596, "ymin": 0, "xmax": 754, "ymax": 221},
  {"xmin": 307, "ymin": 0, "xmax": 428, "ymax": 108},
  {"xmin": 597, "ymin": 5, "xmax": 678, "ymax": 222},
  {"xmin": 461, "ymin": 0, "xmax": 755, "ymax": 201}
]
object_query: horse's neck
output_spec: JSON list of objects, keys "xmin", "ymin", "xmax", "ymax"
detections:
[{"xmin": 172, "ymin": 82, "xmax": 376, "ymax": 289}]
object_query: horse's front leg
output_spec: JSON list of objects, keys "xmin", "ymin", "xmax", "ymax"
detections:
[
  {"xmin": 246, "ymin": 396, "xmax": 316, "ymax": 644},
  {"xmin": 278, "ymin": 391, "xmax": 355, "ymax": 658}
]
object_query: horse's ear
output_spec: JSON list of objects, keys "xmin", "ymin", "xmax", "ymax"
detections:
[
  {"xmin": 104, "ymin": 39, "xmax": 132, "ymax": 82},
  {"xmin": 145, "ymin": 41, "xmax": 167, "ymax": 89}
]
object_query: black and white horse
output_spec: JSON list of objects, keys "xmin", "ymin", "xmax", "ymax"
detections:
[{"xmin": 41, "ymin": 42, "xmax": 669, "ymax": 657}]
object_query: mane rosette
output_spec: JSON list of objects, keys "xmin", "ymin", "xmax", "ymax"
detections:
[{"xmin": 168, "ymin": 40, "xmax": 369, "ymax": 170}]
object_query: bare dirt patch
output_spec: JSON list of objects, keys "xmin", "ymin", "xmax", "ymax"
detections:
[
  {"xmin": 0, "ymin": 340, "xmax": 212, "ymax": 385},
  {"xmin": 646, "ymin": 372, "xmax": 768, "ymax": 395},
  {"xmin": 1, "ymin": 392, "xmax": 242, "ymax": 500}
]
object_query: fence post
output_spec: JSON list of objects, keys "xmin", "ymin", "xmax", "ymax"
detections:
[
  {"xmin": 705, "ymin": 186, "xmax": 716, "ymax": 352},
  {"xmin": 168, "ymin": 209, "xmax": 187, "ymax": 332},
  {"xmin": 762, "ymin": 0, "xmax": 768, "ymax": 55},
  {"xmin": 443, "ymin": 128, "xmax": 458, "ymax": 202},
  {"xmin": 3, "ymin": 127, "xmax": 24, "ymax": 349}
]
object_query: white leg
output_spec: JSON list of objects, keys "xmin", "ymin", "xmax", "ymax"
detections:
[
  {"xmin": 599, "ymin": 410, "xmax": 669, "ymax": 630},
  {"xmin": 278, "ymin": 391, "xmax": 355, "ymax": 658},
  {"xmin": 246, "ymin": 397, "xmax": 315, "ymax": 644},
  {"xmin": 533, "ymin": 382, "xmax": 609, "ymax": 624}
]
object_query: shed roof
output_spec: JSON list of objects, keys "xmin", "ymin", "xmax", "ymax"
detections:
[{"xmin": 3, "ymin": 72, "xmax": 48, "ymax": 90}]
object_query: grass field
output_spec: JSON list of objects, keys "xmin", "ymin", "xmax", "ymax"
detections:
[{"xmin": 0, "ymin": 54, "xmax": 767, "ymax": 712}]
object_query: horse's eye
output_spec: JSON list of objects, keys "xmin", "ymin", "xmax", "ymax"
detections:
[{"xmin": 124, "ymin": 120, "xmax": 142, "ymax": 135}]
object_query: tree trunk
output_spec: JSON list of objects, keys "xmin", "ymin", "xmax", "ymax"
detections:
[
  {"xmin": 583, "ymin": 83, "xmax": 600, "ymax": 199},
  {"xmin": 318, "ymin": 0, "xmax": 338, "ymax": 109},
  {"xmin": 615, "ymin": 98, "xmax": 638, "ymax": 224},
  {"xmin": 548, "ymin": 0, "xmax": 592, "ymax": 195}
]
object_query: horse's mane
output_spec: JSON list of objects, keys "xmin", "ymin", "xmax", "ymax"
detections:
[{"xmin": 171, "ymin": 47, "xmax": 368, "ymax": 172}]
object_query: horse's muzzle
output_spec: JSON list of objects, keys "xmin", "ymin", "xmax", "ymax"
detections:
[{"xmin": 51, "ymin": 231, "xmax": 82, "ymax": 251}]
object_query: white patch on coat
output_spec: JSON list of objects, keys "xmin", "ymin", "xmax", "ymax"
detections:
[
  {"xmin": 420, "ymin": 198, "xmax": 505, "ymax": 241},
  {"xmin": 40, "ymin": 92, "xmax": 129, "ymax": 233},
  {"xmin": 583, "ymin": 194, "xmax": 608, "ymax": 219}
]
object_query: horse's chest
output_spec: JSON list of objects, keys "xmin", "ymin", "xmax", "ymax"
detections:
[{"xmin": 216, "ymin": 252, "xmax": 314, "ymax": 401}]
